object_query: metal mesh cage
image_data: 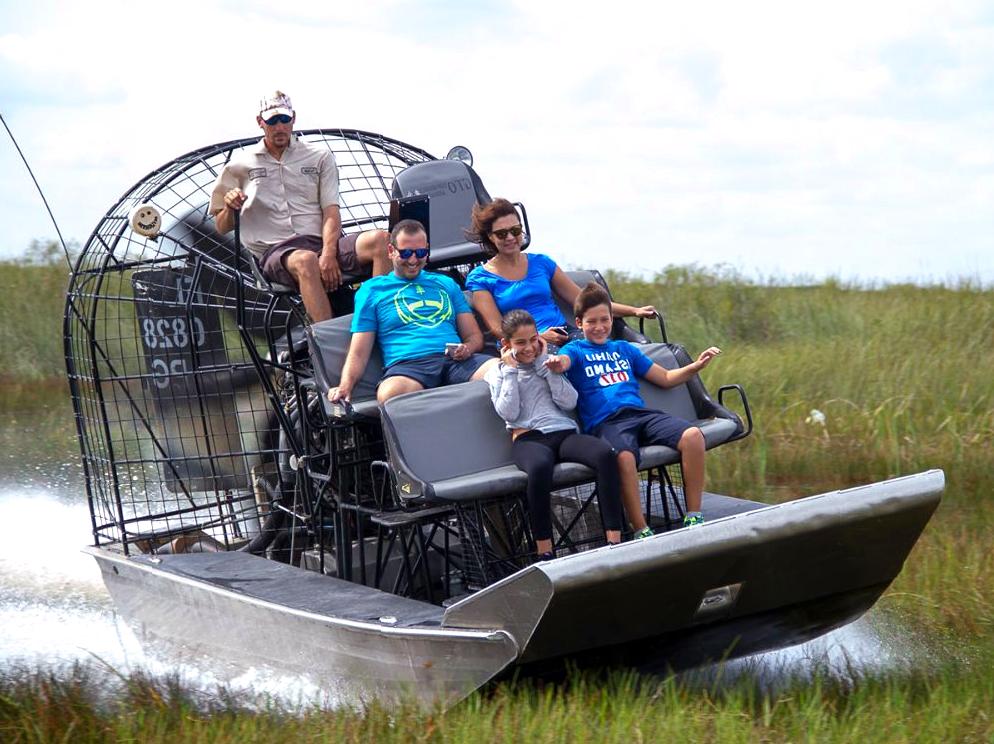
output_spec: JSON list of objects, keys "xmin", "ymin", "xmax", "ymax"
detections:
[{"xmin": 65, "ymin": 129, "xmax": 432, "ymax": 554}]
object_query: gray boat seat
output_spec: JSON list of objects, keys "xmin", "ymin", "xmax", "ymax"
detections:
[
  {"xmin": 381, "ymin": 343, "xmax": 745, "ymax": 504},
  {"xmin": 380, "ymin": 380, "xmax": 590, "ymax": 503},
  {"xmin": 391, "ymin": 160, "xmax": 491, "ymax": 269},
  {"xmin": 307, "ymin": 314, "xmax": 384, "ymax": 418}
]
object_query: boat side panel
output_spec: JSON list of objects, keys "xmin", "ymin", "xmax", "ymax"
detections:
[
  {"xmin": 519, "ymin": 500, "xmax": 934, "ymax": 662},
  {"xmin": 90, "ymin": 550, "xmax": 517, "ymax": 707},
  {"xmin": 512, "ymin": 583, "xmax": 889, "ymax": 678},
  {"xmin": 446, "ymin": 471, "xmax": 942, "ymax": 664}
]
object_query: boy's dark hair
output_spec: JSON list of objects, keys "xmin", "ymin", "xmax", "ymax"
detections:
[
  {"xmin": 500, "ymin": 308, "xmax": 535, "ymax": 339},
  {"xmin": 573, "ymin": 281, "xmax": 611, "ymax": 321},
  {"xmin": 390, "ymin": 218, "xmax": 426, "ymax": 245}
]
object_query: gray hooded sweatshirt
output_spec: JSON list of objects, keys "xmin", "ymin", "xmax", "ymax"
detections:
[{"xmin": 484, "ymin": 353, "xmax": 579, "ymax": 433}]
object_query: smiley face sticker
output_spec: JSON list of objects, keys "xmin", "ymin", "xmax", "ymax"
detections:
[{"xmin": 129, "ymin": 203, "xmax": 162, "ymax": 238}]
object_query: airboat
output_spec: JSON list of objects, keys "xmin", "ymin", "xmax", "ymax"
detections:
[{"xmin": 65, "ymin": 129, "xmax": 943, "ymax": 706}]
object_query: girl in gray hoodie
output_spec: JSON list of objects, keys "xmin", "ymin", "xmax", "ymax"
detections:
[{"xmin": 485, "ymin": 309, "xmax": 624, "ymax": 560}]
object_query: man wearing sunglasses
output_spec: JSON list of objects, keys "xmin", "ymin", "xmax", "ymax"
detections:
[
  {"xmin": 210, "ymin": 91, "xmax": 390, "ymax": 322},
  {"xmin": 329, "ymin": 219, "xmax": 498, "ymax": 405}
]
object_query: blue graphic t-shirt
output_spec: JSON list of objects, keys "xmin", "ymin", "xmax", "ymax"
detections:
[
  {"xmin": 561, "ymin": 339, "xmax": 654, "ymax": 431},
  {"xmin": 352, "ymin": 271, "xmax": 470, "ymax": 368},
  {"xmin": 465, "ymin": 253, "xmax": 567, "ymax": 331}
]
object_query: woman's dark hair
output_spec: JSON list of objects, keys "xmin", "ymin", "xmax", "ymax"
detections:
[
  {"xmin": 467, "ymin": 198, "xmax": 520, "ymax": 257},
  {"xmin": 573, "ymin": 282, "xmax": 612, "ymax": 322},
  {"xmin": 500, "ymin": 309, "xmax": 536, "ymax": 340}
]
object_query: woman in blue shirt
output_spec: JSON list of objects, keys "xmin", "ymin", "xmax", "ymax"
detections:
[{"xmin": 465, "ymin": 198, "xmax": 657, "ymax": 350}]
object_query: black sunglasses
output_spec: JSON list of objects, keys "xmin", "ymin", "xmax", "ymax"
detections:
[
  {"xmin": 263, "ymin": 114, "xmax": 293, "ymax": 125},
  {"xmin": 491, "ymin": 225, "xmax": 523, "ymax": 240},
  {"xmin": 395, "ymin": 248, "xmax": 430, "ymax": 260}
]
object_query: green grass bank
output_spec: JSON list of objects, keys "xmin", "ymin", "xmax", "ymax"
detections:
[
  {"xmin": 2, "ymin": 659, "xmax": 992, "ymax": 743},
  {"xmin": 1, "ymin": 261, "xmax": 992, "ymax": 739}
]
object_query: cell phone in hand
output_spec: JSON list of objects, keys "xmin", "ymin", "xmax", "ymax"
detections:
[
  {"xmin": 444, "ymin": 342, "xmax": 461, "ymax": 357},
  {"xmin": 550, "ymin": 325, "xmax": 569, "ymax": 335}
]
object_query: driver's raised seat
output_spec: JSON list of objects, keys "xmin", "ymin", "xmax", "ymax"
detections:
[{"xmin": 391, "ymin": 159, "xmax": 493, "ymax": 269}]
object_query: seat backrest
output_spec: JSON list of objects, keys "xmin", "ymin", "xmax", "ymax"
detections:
[
  {"xmin": 391, "ymin": 160, "xmax": 491, "ymax": 268},
  {"xmin": 381, "ymin": 381, "xmax": 512, "ymax": 490},
  {"xmin": 307, "ymin": 314, "xmax": 384, "ymax": 400}
]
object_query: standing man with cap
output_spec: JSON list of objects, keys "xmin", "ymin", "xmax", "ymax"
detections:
[{"xmin": 210, "ymin": 91, "xmax": 390, "ymax": 322}]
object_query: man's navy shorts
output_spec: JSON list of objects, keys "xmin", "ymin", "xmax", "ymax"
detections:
[
  {"xmin": 381, "ymin": 353, "xmax": 491, "ymax": 389},
  {"xmin": 593, "ymin": 407, "xmax": 693, "ymax": 465}
]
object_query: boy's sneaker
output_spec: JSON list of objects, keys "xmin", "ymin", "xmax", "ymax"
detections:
[
  {"xmin": 683, "ymin": 512, "xmax": 705, "ymax": 528},
  {"xmin": 537, "ymin": 551, "xmax": 556, "ymax": 562},
  {"xmin": 634, "ymin": 526, "xmax": 654, "ymax": 540}
]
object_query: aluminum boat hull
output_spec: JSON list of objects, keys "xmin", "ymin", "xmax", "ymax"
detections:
[{"xmin": 89, "ymin": 470, "xmax": 943, "ymax": 705}]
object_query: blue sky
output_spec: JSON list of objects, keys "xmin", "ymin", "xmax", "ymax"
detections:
[{"xmin": 1, "ymin": 0, "xmax": 992, "ymax": 283}]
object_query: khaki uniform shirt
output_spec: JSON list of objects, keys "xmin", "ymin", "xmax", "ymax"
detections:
[{"xmin": 209, "ymin": 136, "xmax": 339, "ymax": 259}]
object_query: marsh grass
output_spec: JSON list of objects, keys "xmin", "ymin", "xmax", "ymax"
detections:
[
  {"xmin": 2, "ymin": 262, "xmax": 993, "ymax": 738},
  {"xmin": 0, "ymin": 261, "xmax": 70, "ymax": 382},
  {"xmin": 610, "ymin": 267, "xmax": 994, "ymax": 497},
  {"xmin": 1, "ymin": 660, "xmax": 993, "ymax": 743}
]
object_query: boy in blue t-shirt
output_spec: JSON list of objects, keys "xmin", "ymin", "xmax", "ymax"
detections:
[{"xmin": 545, "ymin": 283, "xmax": 721, "ymax": 536}]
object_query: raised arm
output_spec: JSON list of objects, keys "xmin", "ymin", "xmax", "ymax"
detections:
[
  {"xmin": 551, "ymin": 268, "xmax": 655, "ymax": 320},
  {"xmin": 328, "ymin": 331, "xmax": 376, "ymax": 402},
  {"xmin": 611, "ymin": 299, "xmax": 657, "ymax": 319},
  {"xmin": 643, "ymin": 346, "xmax": 721, "ymax": 389}
]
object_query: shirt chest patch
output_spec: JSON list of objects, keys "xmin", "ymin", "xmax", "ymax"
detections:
[
  {"xmin": 300, "ymin": 166, "xmax": 319, "ymax": 175},
  {"xmin": 248, "ymin": 167, "xmax": 267, "ymax": 180},
  {"xmin": 391, "ymin": 284, "xmax": 453, "ymax": 328}
]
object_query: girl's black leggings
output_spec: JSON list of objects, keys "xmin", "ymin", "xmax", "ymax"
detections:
[{"xmin": 511, "ymin": 428, "xmax": 623, "ymax": 541}]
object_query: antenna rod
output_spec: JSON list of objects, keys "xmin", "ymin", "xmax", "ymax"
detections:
[{"xmin": 0, "ymin": 110, "xmax": 73, "ymax": 268}]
